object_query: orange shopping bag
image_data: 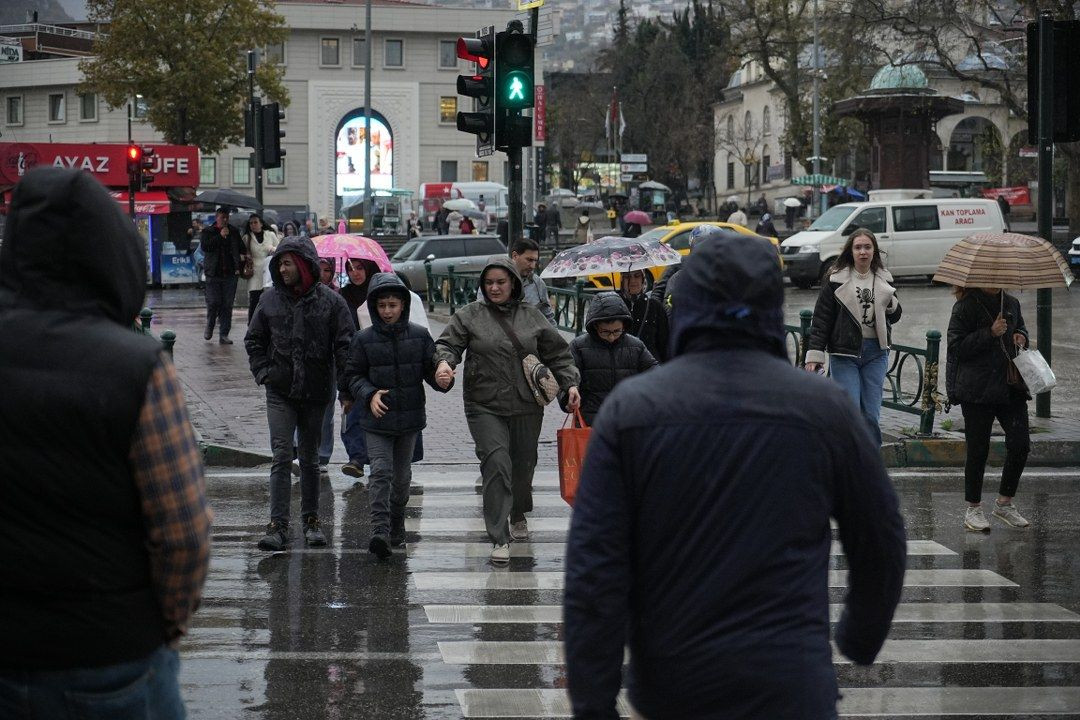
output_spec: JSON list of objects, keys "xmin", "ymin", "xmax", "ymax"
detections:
[{"xmin": 557, "ymin": 410, "xmax": 591, "ymax": 506}]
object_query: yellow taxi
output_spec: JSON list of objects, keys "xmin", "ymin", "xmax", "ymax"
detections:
[{"xmin": 586, "ymin": 221, "xmax": 780, "ymax": 289}]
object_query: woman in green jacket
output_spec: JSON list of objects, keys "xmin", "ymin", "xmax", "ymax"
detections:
[{"xmin": 435, "ymin": 256, "xmax": 581, "ymax": 564}]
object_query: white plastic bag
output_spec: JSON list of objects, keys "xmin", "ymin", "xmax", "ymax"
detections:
[{"xmin": 1012, "ymin": 347, "xmax": 1057, "ymax": 395}]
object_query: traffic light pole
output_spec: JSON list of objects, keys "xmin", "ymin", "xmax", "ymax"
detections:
[
  {"xmin": 127, "ymin": 103, "xmax": 136, "ymax": 221},
  {"xmin": 248, "ymin": 51, "xmax": 264, "ymax": 206},
  {"xmin": 508, "ymin": 139, "xmax": 523, "ymax": 246},
  {"xmin": 1035, "ymin": 11, "xmax": 1054, "ymax": 418}
]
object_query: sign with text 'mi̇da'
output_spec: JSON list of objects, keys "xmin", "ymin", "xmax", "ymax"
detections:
[{"xmin": 0, "ymin": 142, "xmax": 200, "ymax": 189}]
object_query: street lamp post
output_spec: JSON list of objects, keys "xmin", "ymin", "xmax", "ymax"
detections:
[{"xmin": 811, "ymin": 0, "xmax": 822, "ymax": 218}]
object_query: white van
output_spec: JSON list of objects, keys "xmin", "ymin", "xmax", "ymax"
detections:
[
  {"xmin": 781, "ymin": 195, "xmax": 1006, "ymax": 288},
  {"xmin": 450, "ymin": 181, "xmax": 509, "ymax": 224}
]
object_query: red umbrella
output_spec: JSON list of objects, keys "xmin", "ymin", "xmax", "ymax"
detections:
[
  {"xmin": 623, "ymin": 210, "xmax": 651, "ymax": 225},
  {"xmin": 312, "ymin": 234, "xmax": 392, "ymax": 273}
]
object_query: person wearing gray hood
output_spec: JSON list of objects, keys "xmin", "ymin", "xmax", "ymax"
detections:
[
  {"xmin": 245, "ymin": 236, "xmax": 355, "ymax": 551},
  {"xmin": 435, "ymin": 255, "xmax": 581, "ymax": 564}
]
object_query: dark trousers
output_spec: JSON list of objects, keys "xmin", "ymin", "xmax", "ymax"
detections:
[
  {"xmin": 267, "ymin": 388, "xmax": 324, "ymax": 525},
  {"xmin": 961, "ymin": 396, "xmax": 1030, "ymax": 503},
  {"xmin": 366, "ymin": 431, "xmax": 418, "ymax": 538},
  {"xmin": 466, "ymin": 411, "xmax": 543, "ymax": 545},
  {"xmin": 248, "ymin": 289, "xmax": 264, "ymax": 323},
  {"xmin": 205, "ymin": 275, "xmax": 238, "ymax": 339}
]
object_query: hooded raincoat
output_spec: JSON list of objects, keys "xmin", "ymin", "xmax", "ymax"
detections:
[
  {"xmin": 435, "ymin": 255, "xmax": 579, "ymax": 417},
  {"xmin": 564, "ymin": 234, "xmax": 906, "ymax": 720},
  {"xmin": 244, "ymin": 236, "xmax": 355, "ymax": 404}
]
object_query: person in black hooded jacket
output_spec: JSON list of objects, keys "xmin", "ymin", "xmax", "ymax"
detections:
[
  {"xmin": 344, "ymin": 273, "xmax": 449, "ymax": 558},
  {"xmin": 564, "ymin": 232, "xmax": 906, "ymax": 720},
  {"xmin": 245, "ymin": 236, "xmax": 355, "ymax": 552},
  {"xmin": 618, "ymin": 269, "xmax": 668, "ymax": 361},
  {"xmin": 561, "ymin": 292, "xmax": 657, "ymax": 424}
]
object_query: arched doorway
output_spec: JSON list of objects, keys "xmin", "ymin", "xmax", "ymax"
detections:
[
  {"xmin": 335, "ymin": 108, "xmax": 394, "ymax": 216},
  {"xmin": 948, "ymin": 117, "xmax": 1000, "ymax": 175}
]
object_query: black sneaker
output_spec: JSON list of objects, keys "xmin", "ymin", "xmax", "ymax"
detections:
[
  {"xmin": 219, "ymin": 336, "xmax": 233, "ymax": 345},
  {"xmin": 257, "ymin": 521, "xmax": 289, "ymax": 551},
  {"xmin": 203, "ymin": 326, "xmax": 213, "ymax": 341},
  {"xmin": 341, "ymin": 461, "xmax": 365, "ymax": 478},
  {"xmin": 390, "ymin": 520, "xmax": 406, "ymax": 548},
  {"xmin": 303, "ymin": 515, "xmax": 327, "ymax": 547},
  {"xmin": 369, "ymin": 534, "xmax": 392, "ymax": 560}
]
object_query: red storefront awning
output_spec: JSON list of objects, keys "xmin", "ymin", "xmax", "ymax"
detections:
[{"xmin": 109, "ymin": 190, "xmax": 171, "ymax": 215}]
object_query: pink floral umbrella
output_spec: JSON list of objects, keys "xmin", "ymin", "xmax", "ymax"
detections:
[{"xmin": 312, "ymin": 233, "xmax": 392, "ymax": 273}]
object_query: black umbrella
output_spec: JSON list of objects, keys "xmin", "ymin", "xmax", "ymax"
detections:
[{"xmin": 193, "ymin": 188, "xmax": 262, "ymax": 210}]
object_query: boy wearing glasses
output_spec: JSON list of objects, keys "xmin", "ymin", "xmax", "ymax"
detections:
[{"xmin": 561, "ymin": 292, "xmax": 658, "ymax": 424}]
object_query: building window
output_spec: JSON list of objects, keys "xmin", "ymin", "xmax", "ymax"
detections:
[
  {"xmin": 133, "ymin": 95, "xmax": 148, "ymax": 119},
  {"xmin": 385, "ymin": 39, "xmax": 404, "ymax": 68},
  {"xmin": 439, "ymin": 96, "xmax": 457, "ymax": 124},
  {"xmin": 266, "ymin": 162, "xmax": 285, "ymax": 186},
  {"xmin": 726, "ymin": 161, "xmax": 735, "ymax": 190},
  {"xmin": 762, "ymin": 148, "xmax": 770, "ymax": 183},
  {"xmin": 200, "ymin": 157, "xmax": 217, "ymax": 185},
  {"xmin": 232, "ymin": 157, "xmax": 252, "ymax": 185},
  {"xmin": 440, "ymin": 160, "xmax": 458, "ymax": 182},
  {"xmin": 472, "ymin": 160, "xmax": 489, "ymax": 182},
  {"xmin": 264, "ymin": 41, "xmax": 285, "ymax": 65},
  {"xmin": 48, "ymin": 93, "xmax": 66, "ymax": 123},
  {"xmin": 762, "ymin": 106, "xmax": 771, "ymax": 136},
  {"xmin": 726, "ymin": 115, "xmax": 734, "ymax": 141},
  {"xmin": 79, "ymin": 93, "xmax": 97, "ymax": 121},
  {"xmin": 743, "ymin": 110, "xmax": 753, "ymax": 139},
  {"xmin": 352, "ymin": 35, "xmax": 366, "ymax": 66},
  {"xmin": 321, "ymin": 37, "xmax": 341, "ymax": 66},
  {"xmin": 5, "ymin": 96, "xmax": 23, "ymax": 125},
  {"xmin": 439, "ymin": 39, "xmax": 457, "ymax": 69}
]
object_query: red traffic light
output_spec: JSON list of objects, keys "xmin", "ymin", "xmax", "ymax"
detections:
[
  {"xmin": 127, "ymin": 145, "xmax": 142, "ymax": 162},
  {"xmin": 457, "ymin": 36, "xmax": 492, "ymax": 69}
]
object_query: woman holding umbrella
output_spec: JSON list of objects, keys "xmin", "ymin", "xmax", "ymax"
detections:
[{"xmin": 934, "ymin": 231, "xmax": 1074, "ymax": 532}]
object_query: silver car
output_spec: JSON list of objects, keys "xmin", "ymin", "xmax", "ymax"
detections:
[{"xmin": 392, "ymin": 234, "xmax": 507, "ymax": 292}]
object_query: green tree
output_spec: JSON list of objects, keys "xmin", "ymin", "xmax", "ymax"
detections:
[{"xmin": 79, "ymin": 0, "xmax": 288, "ymax": 152}]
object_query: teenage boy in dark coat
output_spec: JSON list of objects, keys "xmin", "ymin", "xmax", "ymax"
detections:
[
  {"xmin": 245, "ymin": 236, "xmax": 355, "ymax": 551},
  {"xmin": 564, "ymin": 233, "xmax": 906, "ymax": 720},
  {"xmin": 344, "ymin": 273, "xmax": 450, "ymax": 558}
]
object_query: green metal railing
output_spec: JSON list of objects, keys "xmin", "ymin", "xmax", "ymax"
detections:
[
  {"xmin": 784, "ymin": 310, "xmax": 942, "ymax": 435},
  {"xmin": 133, "ymin": 307, "xmax": 177, "ymax": 357},
  {"xmin": 424, "ymin": 259, "xmax": 597, "ymax": 335}
]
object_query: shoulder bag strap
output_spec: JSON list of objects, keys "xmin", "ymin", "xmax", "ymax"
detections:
[{"xmin": 490, "ymin": 306, "xmax": 528, "ymax": 359}]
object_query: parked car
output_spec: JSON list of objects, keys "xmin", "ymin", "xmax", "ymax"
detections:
[
  {"xmin": 1069, "ymin": 235, "xmax": 1080, "ymax": 269},
  {"xmin": 391, "ymin": 234, "xmax": 507, "ymax": 292},
  {"xmin": 780, "ymin": 197, "xmax": 1006, "ymax": 288}
]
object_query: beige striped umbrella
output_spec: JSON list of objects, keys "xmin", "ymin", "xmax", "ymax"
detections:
[{"xmin": 933, "ymin": 232, "xmax": 1074, "ymax": 289}]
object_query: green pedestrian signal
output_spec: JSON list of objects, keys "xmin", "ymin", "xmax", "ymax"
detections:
[
  {"xmin": 500, "ymin": 70, "xmax": 534, "ymax": 109},
  {"xmin": 509, "ymin": 76, "xmax": 525, "ymax": 101}
]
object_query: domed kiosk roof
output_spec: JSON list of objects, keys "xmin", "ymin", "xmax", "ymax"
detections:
[{"xmin": 869, "ymin": 63, "xmax": 928, "ymax": 92}]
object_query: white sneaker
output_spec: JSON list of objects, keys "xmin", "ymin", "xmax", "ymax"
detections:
[
  {"xmin": 993, "ymin": 502, "xmax": 1030, "ymax": 528},
  {"xmin": 964, "ymin": 505, "xmax": 990, "ymax": 532},
  {"xmin": 510, "ymin": 519, "xmax": 529, "ymax": 540},
  {"xmin": 318, "ymin": 464, "xmax": 330, "ymax": 478},
  {"xmin": 490, "ymin": 544, "xmax": 510, "ymax": 564}
]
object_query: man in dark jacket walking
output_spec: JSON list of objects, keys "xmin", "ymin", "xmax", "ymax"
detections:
[
  {"xmin": 245, "ymin": 236, "xmax": 355, "ymax": 551},
  {"xmin": 201, "ymin": 206, "xmax": 245, "ymax": 343},
  {"xmin": 344, "ymin": 273, "xmax": 450, "ymax": 558},
  {"xmin": 561, "ymin": 292, "xmax": 657, "ymax": 424},
  {"xmin": 0, "ymin": 168, "xmax": 212, "ymax": 716},
  {"xmin": 564, "ymin": 233, "xmax": 907, "ymax": 719}
]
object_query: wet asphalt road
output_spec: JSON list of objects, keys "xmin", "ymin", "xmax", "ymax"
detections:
[{"xmin": 180, "ymin": 464, "xmax": 1080, "ymax": 719}]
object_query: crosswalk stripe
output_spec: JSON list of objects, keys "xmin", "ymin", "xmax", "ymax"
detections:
[
  {"xmin": 439, "ymin": 639, "xmax": 1080, "ymax": 665},
  {"xmin": 403, "ymin": 539, "xmax": 954, "ymax": 557},
  {"xmin": 455, "ymin": 687, "xmax": 1080, "ymax": 718},
  {"xmin": 404, "ymin": 518, "xmax": 570, "ymax": 532},
  {"xmin": 412, "ymin": 568, "xmax": 1017, "ymax": 591},
  {"xmin": 407, "ymin": 494, "xmax": 569, "ymax": 508},
  {"xmin": 424, "ymin": 602, "xmax": 1079, "ymax": 625}
]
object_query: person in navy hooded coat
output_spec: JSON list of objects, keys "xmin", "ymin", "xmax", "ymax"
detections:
[{"xmin": 563, "ymin": 232, "xmax": 907, "ymax": 720}]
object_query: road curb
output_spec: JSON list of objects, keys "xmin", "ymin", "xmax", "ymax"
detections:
[
  {"xmin": 884, "ymin": 438, "xmax": 1080, "ymax": 467},
  {"xmin": 200, "ymin": 442, "xmax": 274, "ymax": 467}
]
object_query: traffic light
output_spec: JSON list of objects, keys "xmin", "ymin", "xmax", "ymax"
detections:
[
  {"xmin": 139, "ymin": 147, "xmax": 155, "ymax": 191},
  {"xmin": 261, "ymin": 102, "xmax": 286, "ymax": 169},
  {"xmin": 126, "ymin": 145, "xmax": 142, "ymax": 176},
  {"xmin": 494, "ymin": 26, "xmax": 535, "ymax": 150},
  {"xmin": 456, "ymin": 27, "xmax": 496, "ymax": 156}
]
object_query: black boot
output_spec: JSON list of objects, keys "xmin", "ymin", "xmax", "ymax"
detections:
[{"xmin": 390, "ymin": 515, "xmax": 406, "ymax": 548}]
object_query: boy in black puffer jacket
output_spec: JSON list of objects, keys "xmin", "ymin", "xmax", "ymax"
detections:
[
  {"xmin": 562, "ymin": 292, "xmax": 658, "ymax": 424},
  {"xmin": 344, "ymin": 273, "xmax": 450, "ymax": 559}
]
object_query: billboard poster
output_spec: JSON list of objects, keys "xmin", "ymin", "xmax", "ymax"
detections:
[
  {"xmin": 980, "ymin": 186, "xmax": 1031, "ymax": 206},
  {"xmin": 0, "ymin": 142, "xmax": 198, "ymax": 188},
  {"xmin": 336, "ymin": 116, "xmax": 393, "ymax": 196}
]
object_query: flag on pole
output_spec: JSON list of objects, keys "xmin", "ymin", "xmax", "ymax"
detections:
[{"xmin": 605, "ymin": 87, "xmax": 620, "ymax": 140}]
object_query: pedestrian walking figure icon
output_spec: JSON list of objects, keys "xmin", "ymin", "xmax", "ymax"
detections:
[{"xmin": 508, "ymin": 76, "xmax": 525, "ymax": 102}]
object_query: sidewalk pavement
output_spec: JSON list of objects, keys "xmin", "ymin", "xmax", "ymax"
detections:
[{"xmin": 150, "ymin": 304, "xmax": 1080, "ymax": 468}]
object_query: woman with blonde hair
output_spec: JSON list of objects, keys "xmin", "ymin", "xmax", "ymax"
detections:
[{"xmin": 805, "ymin": 228, "xmax": 901, "ymax": 444}]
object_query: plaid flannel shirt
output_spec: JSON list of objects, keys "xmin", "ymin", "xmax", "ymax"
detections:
[{"xmin": 129, "ymin": 352, "xmax": 213, "ymax": 639}]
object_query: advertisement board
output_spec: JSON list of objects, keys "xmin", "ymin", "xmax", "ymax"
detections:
[
  {"xmin": 534, "ymin": 85, "xmax": 547, "ymax": 142},
  {"xmin": 160, "ymin": 244, "xmax": 200, "ymax": 285},
  {"xmin": 980, "ymin": 186, "xmax": 1032, "ymax": 206},
  {"xmin": 0, "ymin": 142, "xmax": 199, "ymax": 187},
  {"xmin": 336, "ymin": 116, "xmax": 393, "ymax": 195}
]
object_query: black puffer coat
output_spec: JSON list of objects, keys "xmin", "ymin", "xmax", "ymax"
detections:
[
  {"xmin": 562, "ymin": 292, "xmax": 657, "ymax": 424},
  {"xmin": 946, "ymin": 290, "xmax": 1029, "ymax": 406},
  {"xmin": 344, "ymin": 273, "xmax": 448, "ymax": 435},
  {"xmin": 620, "ymin": 284, "xmax": 669, "ymax": 361},
  {"xmin": 245, "ymin": 236, "xmax": 355, "ymax": 404}
]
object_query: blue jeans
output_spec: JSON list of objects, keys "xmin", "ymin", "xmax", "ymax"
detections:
[
  {"xmin": 319, "ymin": 398, "xmax": 335, "ymax": 465},
  {"xmin": 829, "ymin": 338, "xmax": 889, "ymax": 445},
  {"xmin": 0, "ymin": 646, "xmax": 183, "ymax": 720}
]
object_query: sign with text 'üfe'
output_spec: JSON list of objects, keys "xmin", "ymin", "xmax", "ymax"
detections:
[{"xmin": 0, "ymin": 142, "xmax": 200, "ymax": 188}]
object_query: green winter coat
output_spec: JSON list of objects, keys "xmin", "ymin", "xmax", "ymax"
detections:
[{"xmin": 435, "ymin": 255, "xmax": 580, "ymax": 416}]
